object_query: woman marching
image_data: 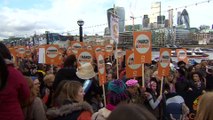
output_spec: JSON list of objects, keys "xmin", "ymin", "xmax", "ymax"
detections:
[
  {"xmin": 46, "ymin": 80, "xmax": 93, "ymax": 120},
  {"xmin": 0, "ymin": 42, "xmax": 30, "ymax": 120}
]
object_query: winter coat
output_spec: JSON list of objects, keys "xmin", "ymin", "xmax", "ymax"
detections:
[
  {"xmin": 206, "ymin": 73, "xmax": 213, "ymax": 91},
  {"xmin": 0, "ymin": 65, "xmax": 30, "ymax": 120},
  {"xmin": 23, "ymin": 97, "xmax": 46, "ymax": 120},
  {"xmin": 46, "ymin": 101, "xmax": 93, "ymax": 120},
  {"xmin": 53, "ymin": 67, "xmax": 83, "ymax": 91}
]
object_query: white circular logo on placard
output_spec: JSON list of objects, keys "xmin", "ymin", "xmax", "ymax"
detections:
[
  {"xmin": 160, "ymin": 51, "xmax": 170, "ymax": 68},
  {"xmin": 18, "ymin": 47, "xmax": 25, "ymax": 54},
  {"xmin": 105, "ymin": 45, "xmax": 113, "ymax": 52},
  {"xmin": 95, "ymin": 47, "xmax": 102, "ymax": 53},
  {"xmin": 98, "ymin": 55, "xmax": 105, "ymax": 74},
  {"xmin": 87, "ymin": 46, "xmax": 92, "ymax": 50},
  {"xmin": 25, "ymin": 49, "xmax": 31, "ymax": 56},
  {"xmin": 78, "ymin": 52, "xmax": 92, "ymax": 64},
  {"xmin": 135, "ymin": 34, "xmax": 150, "ymax": 54},
  {"xmin": 178, "ymin": 50, "xmax": 186, "ymax": 60},
  {"xmin": 46, "ymin": 46, "xmax": 58, "ymax": 58},
  {"xmin": 127, "ymin": 53, "xmax": 141, "ymax": 69},
  {"xmin": 72, "ymin": 43, "xmax": 82, "ymax": 54}
]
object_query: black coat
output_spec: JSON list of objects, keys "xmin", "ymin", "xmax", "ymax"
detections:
[
  {"xmin": 53, "ymin": 67, "xmax": 84, "ymax": 91},
  {"xmin": 206, "ymin": 73, "xmax": 213, "ymax": 91}
]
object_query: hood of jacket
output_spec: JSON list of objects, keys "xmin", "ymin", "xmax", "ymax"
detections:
[{"xmin": 46, "ymin": 101, "xmax": 93, "ymax": 119}]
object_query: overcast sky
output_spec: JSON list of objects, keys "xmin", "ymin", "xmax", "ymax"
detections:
[{"xmin": 0, "ymin": 0, "xmax": 212, "ymax": 39}]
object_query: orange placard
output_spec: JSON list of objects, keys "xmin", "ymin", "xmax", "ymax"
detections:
[
  {"xmin": 8, "ymin": 47, "xmax": 17, "ymax": 58},
  {"xmin": 96, "ymin": 52, "xmax": 106, "ymax": 86},
  {"xmin": 158, "ymin": 48, "xmax": 171, "ymax": 77},
  {"xmin": 45, "ymin": 45, "xmax": 60, "ymax": 65},
  {"xmin": 77, "ymin": 49, "xmax": 94, "ymax": 66},
  {"xmin": 114, "ymin": 49, "xmax": 124, "ymax": 67},
  {"xmin": 133, "ymin": 31, "xmax": 152, "ymax": 64},
  {"xmin": 87, "ymin": 45, "xmax": 93, "ymax": 50},
  {"xmin": 25, "ymin": 47, "xmax": 32, "ymax": 59},
  {"xmin": 104, "ymin": 44, "xmax": 114, "ymax": 58},
  {"xmin": 70, "ymin": 41, "xmax": 84, "ymax": 55},
  {"xmin": 8, "ymin": 47, "xmax": 17, "ymax": 63},
  {"xmin": 17, "ymin": 46, "xmax": 26, "ymax": 58},
  {"xmin": 93, "ymin": 46, "xmax": 103, "ymax": 54},
  {"xmin": 126, "ymin": 50, "xmax": 142, "ymax": 78},
  {"xmin": 176, "ymin": 49, "xmax": 188, "ymax": 64}
]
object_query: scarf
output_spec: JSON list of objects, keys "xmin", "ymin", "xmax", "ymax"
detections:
[
  {"xmin": 4, "ymin": 59, "xmax": 14, "ymax": 65},
  {"xmin": 106, "ymin": 104, "xmax": 116, "ymax": 111}
]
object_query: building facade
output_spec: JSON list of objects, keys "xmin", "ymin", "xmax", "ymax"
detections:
[
  {"xmin": 177, "ymin": 9, "xmax": 190, "ymax": 29},
  {"xmin": 143, "ymin": 15, "xmax": 150, "ymax": 28},
  {"xmin": 168, "ymin": 8, "xmax": 173, "ymax": 28},
  {"xmin": 107, "ymin": 7, "xmax": 125, "ymax": 33},
  {"xmin": 150, "ymin": 2, "xmax": 161, "ymax": 24}
]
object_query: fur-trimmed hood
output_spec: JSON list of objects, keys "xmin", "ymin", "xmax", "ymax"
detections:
[{"xmin": 46, "ymin": 101, "xmax": 93, "ymax": 119}]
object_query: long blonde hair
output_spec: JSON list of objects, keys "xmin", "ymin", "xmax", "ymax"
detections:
[
  {"xmin": 53, "ymin": 80, "xmax": 82, "ymax": 106},
  {"xmin": 195, "ymin": 92, "xmax": 213, "ymax": 120},
  {"xmin": 23, "ymin": 77, "xmax": 37, "ymax": 105}
]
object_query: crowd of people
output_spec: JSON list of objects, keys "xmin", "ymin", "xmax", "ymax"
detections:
[{"xmin": 0, "ymin": 41, "xmax": 213, "ymax": 120}]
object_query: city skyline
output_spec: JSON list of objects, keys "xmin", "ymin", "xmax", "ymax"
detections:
[{"xmin": 0, "ymin": 0, "xmax": 213, "ymax": 39}]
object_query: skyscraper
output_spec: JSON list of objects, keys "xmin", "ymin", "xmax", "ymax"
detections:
[
  {"xmin": 177, "ymin": 9, "xmax": 190, "ymax": 29},
  {"xmin": 177, "ymin": 11, "xmax": 182, "ymax": 26},
  {"xmin": 143, "ymin": 15, "xmax": 150, "ymax": 28},
  {"xmin": 115, "ymin": 7, "xmax": 125, "ymax": 32},
  {"xmin": 168, "ymin": 8, "xmax": 173, "ymax": 28},
  {"xmin": 157, "ymin": 15, "xmax": 165, "ymax": 28},
  {"xmin": 164, "ymin": 19, "xmax": 169, "ymax": 28},
  {"xmin": 181, "ymin": 9, "xmax": 190, "ymax": 29},
  {"xmin": 107, "ymin": 7, "xmax": 125, "ymax": 33},
  {"xmin": 150, "ymin": 2, "xmax": 161, "ymax": 23},
  {"xmin": 157, "ymin": 15, "xmax": 165, "ymax": 24}
]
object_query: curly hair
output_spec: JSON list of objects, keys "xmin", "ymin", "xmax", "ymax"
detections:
[{"xmin": 195, "ymin": 92, "xmax": 213, "ymax": 120}]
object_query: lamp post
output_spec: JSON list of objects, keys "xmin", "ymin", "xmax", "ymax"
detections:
[
  {"xmin": 45, "ymin": 31, "xmax": 49, "ymax": 44},
  {"xmin": 77, "ymin": 19, "xmax": 84, "ymax": 42}
]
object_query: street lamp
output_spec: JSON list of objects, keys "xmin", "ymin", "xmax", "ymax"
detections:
[
  {"xmin": 77, "ymin": 19, "xmax": 84, "ymax": 42},
  {"xmin": 45, "ymin": 31, "xmax": 49, "ymax": 44}
]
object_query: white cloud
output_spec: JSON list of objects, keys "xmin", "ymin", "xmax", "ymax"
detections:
[{"xmin": 0, "ymin": 0, "xmax": 113, "ymax": 39}]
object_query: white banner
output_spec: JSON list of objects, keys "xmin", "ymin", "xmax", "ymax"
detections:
[
  {"xmin": 110, "ymin": 14, "xmax": 119, "ymax": 44},
  {"xmin": 38, "ymin": 48, "xmax": 45, "ymax": 63}
]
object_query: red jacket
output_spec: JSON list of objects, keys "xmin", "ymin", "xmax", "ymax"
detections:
[{"xmin": 0, "ymin": 65, "xmax": 30, "ymax": 120}]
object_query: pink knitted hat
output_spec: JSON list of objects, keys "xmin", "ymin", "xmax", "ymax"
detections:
[{"xmin": 125, "ymin": 79, "xmax": 138, "ymax": 87}]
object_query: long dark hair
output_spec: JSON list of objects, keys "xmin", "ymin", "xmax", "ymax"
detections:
[
  {"xmin": 0, "ymin": 42, "xmax": 12, "ymax": 60},
  {"xmin": 63, "ymin": 54, "xmax": 77, "ymax": 68},
  {"xmin": 0, "ymin": 54, "xmax": 8, "ymax": 90}
]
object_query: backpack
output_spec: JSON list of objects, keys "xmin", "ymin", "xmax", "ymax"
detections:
[{"xmin": 166, "ymin": 102, "xmax": 183, "ymax": 120}]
